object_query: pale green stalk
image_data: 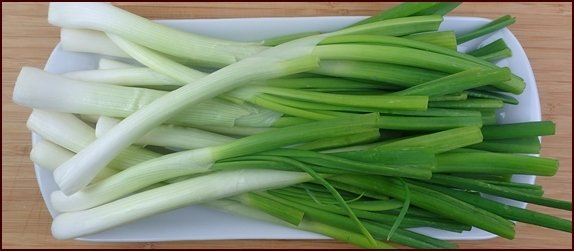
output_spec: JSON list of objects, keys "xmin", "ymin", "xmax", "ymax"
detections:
[
  {"xmin": 50, "ymin": 26, "xmax": 320, "ymax": 195},
  {"xmin": 98, "ymin": 58, "xmax": 137, "ymax": 69},
  {"xmin": 51, "ymin": 3, "xmax": 441, "ymax": 67},
  {"xmin": 404, "ymin": 31, "xmax": 457, "ymax": 50},
  {"xmin": 194, "ymin": 125, "xmax": 272, "ymax": 136},
  {"xmin": 63, "ymin": 67, "xmax": 185, "ymax": 86},
  {"xmin": 106, "ymin": 34, "xmax": 208, "ymax": 83},
  {"xmin": 47, "ymin": 8, "xmax": 441, "ymax": 194},
  {"xmin": 26, "ymin": 109, "xmax": 160, "ymax": 171},
  {"xmin": 317, "ymin": 35, "xmax": 525, "ymax": 94},
  {"xmin": 60, "ymin": 28, "xmax": 129, "ymax": 58},
  {"xmin": 51, "ymin": 169, "xmax": 312, "ymax": 239},
  {"xmin": 13, "ymin": 67, "xmax": 272, "ymax": 127},
  {"xmin": 206, "ymin": 199, "xmax": 392, "ymax": 249},
  {"xmin": 51, "ymin": 114, "xmax": 378, "ymax": 212},
  {"xmin": 348, "ymin": 3, "xmax": 440, "ymax": 27},
  {"xmin": 31, "ymin": 139, "xmax": 119, "ymax": 182},
  {"xmin": 31, "ymin": 139, "xmax": 75, "ymax": 171},
  {"xmin": 96, "ymin": 116, "xmax": 235, "ymax": 150},
  {"xmin": 226, "ymin": 85, "xmax": 428, "ymax": 111},
  {"xmin": 49, "ymin": 3, "xmax": 266, "ymax": 67}
]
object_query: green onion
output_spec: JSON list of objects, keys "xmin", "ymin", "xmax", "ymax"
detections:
[
  {"xmin": 413, "ymin": 181, "xmax": 572, "ymax": 232},
  {"xmin": 263, "ymin": 32, "xmax": 322, "ymax": 46},
  {"xmin": 332, "ymin": 147, "xmax": 435, "ymax": 171},
  {"xmin": 481, "ymin": 121, "xmax": 556, "ymax": 140},
  {"xmin": 95, "ymin": 116, "xmax": 235, "ymax": 150},
  {"xmin": 349, "ymin": 200, "xmax": 404, "ymax": 211},
  {"xmin": 223, "ymin": 196, "xmax": 393, "ymax": 249},
  {"xmin": 242, "ymin": 156, "xmax": 379, "ymax": 247},
  {"xmin": 12, "ymin": 3, "xmax": 571, "ymax": 247},
  {"xmin": 313, "ymin": 44, "xmax": 523, "ymax": 94},
  {"xmin": 227, "ymin": 85, "xmax": 429, "ymax": 111},
  {"xmin": 429, "ymin": 98, "xmax": 504, "ymax": 109},
  {"xmin": 390, "ymin": 68, "xmax": 511, "ymax": 97},
  {"xmin": 233, "ymin": 190, "xmax": 304, "ymax": 226},
  {"xmin": 469, "ymin": 137, "xmax": 541, "ymax": 154},
  {"xmin": 379, "ymin": 108, "xmax": 481, "ymax": 117},
  {"xmin": 337, "ymin": 15, "xmax": 443, "ymax": 37},
  {"xmin": 427, "ymin": 174, "xmax": 572, "ymax": 210},
  {"xmin": 60, "ymin": 28, "xmax": 129, "ymax": 58},
  {"xmin": 481, "ymin": 110, "xmax": 498, "ymax": 125},
  {"xmin": 404, "ymin": 31, "xmax": 457, "ymax": 50},
  {"xmin": 254, "ymin": 191, "xmax": 455, "ymax": 248},
  {"xmin": 386, "ymin": 178, "xmax": 410, "ymax": 240},
  {"xmin": 467, "ymin": 38, "xmax": 512, "ymax": 62},
  {"xmin": 30, "ymin": 139, "xmax": 75, "ymax": 172},
  {"xmin": 428, "ymin": 92, "xmax": 469, "ymax": 101},
  {"xmin": 51, "ymin": 169, "xmax": 313, "ymax": 239},
  {"xmin": 374, "ymin": 126, "xmax": 484, "ymax": 153},
  {"xmin": 457, "ymin": 15, "xmax": 516, "ymax": 44},
  {"xmin": 329, "ymin": 175, "xmax": 516, "ymax": 239},
  {"xmin": 268, "ymin": 188, "xmax": 469, "ymax": 232},
  {"xmin": 414, "ymin": 2, "xmax": 462, "ymax": 16},
  {"xmin": 260, "ymin": 148, "xmax": 432, "ymax": 179},
  {"xmin": 194, "ymin": 125, "xmax": 271, "ymax": 136},
  {"xmin": 49, "ymin": 3, "xmax": 266, "ymax": 67},
  {"xmin": 63, "ymin": 67, "xmax": 184, "ymax": 86},
  {"xmin": 51, "ymin": 52, "xmax": 319, "ymax": 195},
  {"xmin": 13, "ymin": 67, "xmax": 267, "ymax": 127},
  {"xmin": 26, "ymin": 110, "xmax": 160, "ymax": 170},
  {"xmin": 262, "ymin": 77, "xmax": 383, "ymax": 90},
  {"xmin": 377, "ymin": 115, "xmax": 482, "ymax": 131},
  {"xmin": 434, "ymin": 152, "xmax": 558, "ymax": 176},
  {"xmin": 98, "ymin": 58, "xmax": 136, "ymax": 69},
  {"xmin": 294, "ymin": 129, "xmax": 381, "ymax": 151},
  {"xmin": 312, "ymin": 60, "xmax": 446, "ymax": 87},
  {"xmin": 50, "ymin": 114, "xmax": 379, "ymax": 212},
  {"xmin": 318, "ymin": 34, "xmax": 525, "ymax": 94},
  {"xmin": 467, "ymin": 89, "xmax": 519, "ymax": 105},
  {"xmin": 31, "ymin": 139, "xmax": 121, "ymax": 184},
  {"xmin": 348, "ymin": 2, "xmax": 440, "ymax": 27}
]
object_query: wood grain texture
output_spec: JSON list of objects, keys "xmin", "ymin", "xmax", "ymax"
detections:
[{"xmin": 2, "ymin": 2, "xmax": 571, "ymax": 249}]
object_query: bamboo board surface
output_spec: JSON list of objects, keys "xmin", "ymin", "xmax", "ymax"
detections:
[{"xmin": 2, "ymin": 2, "xmax": 572, "ymax": 249}]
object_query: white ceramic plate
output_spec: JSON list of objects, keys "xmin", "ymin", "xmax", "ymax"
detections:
[{"xmin": 35, "ymin": 16, "xmax": 540, "ymax": 242}]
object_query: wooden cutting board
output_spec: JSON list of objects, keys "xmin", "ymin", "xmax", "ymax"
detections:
[{"xmin": 2, "ymin": 2, "xmax": 571, "ymax": 249}]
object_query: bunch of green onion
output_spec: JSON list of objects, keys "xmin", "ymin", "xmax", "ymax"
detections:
[{"xmin": 12, "ymin": 2, "xmax": 571, "ymax": 248}]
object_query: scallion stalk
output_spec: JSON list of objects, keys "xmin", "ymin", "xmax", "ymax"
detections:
[
  {"xmin": 13, "ymin": 67, "xmax": 263, "ymax": 127},
  {"xmin": 456, "ymin": 15, "xmax": 516, "ymax": 44},
  {"xmin": 427, "ymin": 174, "xmax": 572, "ymax": 210},
  {"xmin": 328, "ymin": 175, "xmax": 516, "ymax": 239},
  {"xmin": 51, "ymin": 114, "xmax": 379, "ymax": 212},
  {"xmin": 49, "ymin": 3, "xmax": 267, "ymax": 67},
  {"xmin": 467, "ymin": 38, "xmax": 512, "ymax": 62},
  {"xmin": 481, "ymin": 121, "xmax": 556, "ymax": 140},
  {"xmin": 468, "ymin": 137, "xmax": 541, "ymax": 153},
  {"xmin": 312, "ymin": 60, "xmax": 446, "ymax": 87},
  {"xmin": 404, "ymin": 31, "xmax": 457, "ymax": 50},
  {"xmin": 412, "ymin": 181, "xmax": 572, "ymax": 232},
  {"xmin": 51, "ymin": 169, "xmax": 313, "ymax": 239},
  {"xmin": 52, "ymin": 53, "xmax": 319, "ymax": 195},
  {"xmin": 26, "ymin": 109, "xmax": 160, "ymax": 170},
  {"xmin": 96, "ymin": 116, "xmax": 235, "ymax": 150},
  {"xmin": 348, "ymin": 2, "xmax": 440, "ymax": 27},
  {"xmin": 374, "ymin": 126, "xmax": 484, "ymax": 153},
  {"xmin": 414, "ymin": 2, "xmax": 462, "ymax": 16},
  {"xmin": 389, "ymin": 68, "xmax": 511, "ymax": 97},
  {"xmin": 433, "ymin": 152, "xmax": 558, "ymax": 176},
  {"xmin": 251, "ymin": 191, "xmax": 456, "ymax": 248},
  {"xmin": 63, "ymin": 67, "xmax": 184, "ymax": 86}
]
